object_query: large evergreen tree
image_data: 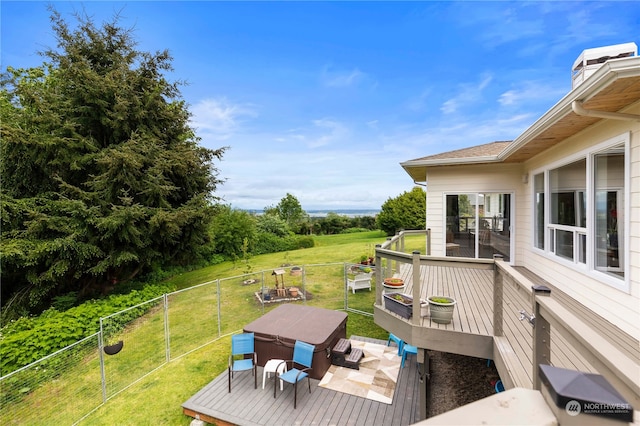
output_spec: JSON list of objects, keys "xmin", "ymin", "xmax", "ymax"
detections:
[{"xmin": 0, "ymin": 9, "xmax": 226, "ymax": 317}]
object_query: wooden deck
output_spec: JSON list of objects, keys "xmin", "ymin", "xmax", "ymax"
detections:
[
  {"xmin": 398, "ymin": 264, "xmax": 494, "ymax": 334},
  {"xmin": 377, "ymin": 262, "xmax": 601, "ymax": 391},
  {"xmin": 183, "ymin": 336, "xmax": 422, "ymax": 426}
]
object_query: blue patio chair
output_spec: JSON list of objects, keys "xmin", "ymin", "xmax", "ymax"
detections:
[
  {"xmin": 274, "ymin": 340, "xmax": 315, "ymax": 409},
  {"xmin": 387, "ymin": 333, "xmax": 404, "ymax": 355},
  {"xmin": 228, "ymin": 332, "xmax": 257, "ymax": 392},
  {"xmin": 401, "ymin": 344, "xmax": 418, "ymax": 368}
]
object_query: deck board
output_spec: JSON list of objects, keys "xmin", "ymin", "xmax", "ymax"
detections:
[
  {"xmin": 183, "ymin": 336, "xmax": 421, "ymax": 426},
  {"xmin": 382, "ymin": 262, "xmax": 612, "ymax": 393}
]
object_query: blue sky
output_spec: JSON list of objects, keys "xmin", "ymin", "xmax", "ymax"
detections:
[{"xmin": 2, "ymin": 2, "xmax": 639, "ymax": 210}]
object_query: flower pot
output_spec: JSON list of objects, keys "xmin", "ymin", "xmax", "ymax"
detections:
[
  {"xmin": 290, "ymin": 266, "xmax": 302, "ymax": 276},
  {"xmin": 289, "ymin": 287, "xmax": 299, "ymax": 297},
  {"xmin": 427, "ymin": 296, "xmax": 456, "ymax": 324},
  {"xmin": 382, "ymin": 278, "xmax": 405, "ymax": 294},
  {"xmin": 383, "ymin": 293, "xmax": 413, "ymax": 319}
]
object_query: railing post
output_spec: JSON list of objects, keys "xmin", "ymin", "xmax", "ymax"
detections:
[
  {"xmin": 375, "ymin": 244, "xmax": 383, "ymax": 306},
  {"xmin": 412, "ymin": 251, "xmax": 421, "ymax": 326},
  {"xmin": 387, "ymin": 237, "xmax": 394, "ymax": 276},
  {"xmin": 493, "ymin": 255, "xmax": 504, "ymax": 337},
  {"xmin": 399, "ymin": 229, "xmax": 405, "ymax": 253},
  {"xmin": 426, "ymin": 228, "xmax": 431, "ymax": 256},
  {"xmin": 533, "ymin": 285, "xmax": 551, "ymax": 390}
]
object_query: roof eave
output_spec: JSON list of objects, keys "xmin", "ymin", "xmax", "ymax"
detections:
[
  {"xmin": 401, "ymin": 155, "xmax": 502, "ymax": 182},
  {"xmin": 499, "ymin": 57, "xmax": 640, "ymax": 161}
]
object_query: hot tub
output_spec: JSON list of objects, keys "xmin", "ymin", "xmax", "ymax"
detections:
[{"xmin": 243, "ymin": 304, "xmax": 347, "ymax": 380}]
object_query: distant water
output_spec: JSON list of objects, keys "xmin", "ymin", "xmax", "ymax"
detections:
[
  {"xmin": 244, "ymin": 209, "xmax": 379, "ymax": 218},
  {"xmin": 306, "ymin": 209, "xmax": 380, "ymax": 218}
]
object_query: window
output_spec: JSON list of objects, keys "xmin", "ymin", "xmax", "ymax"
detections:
[
  {"xmin": 593, "ymin": 144, "xmax": 624, "ymax": 278},
  {"xmin": 534, "ymin": 173, "xmax": 544, "ymax": 249},
  {"xmin": 532, "ymin": 135, "xmax": 627, "ymax": 287},
  {"xmin": 548, "ymin": 159, "xmax": 586, "ymax": 263}
]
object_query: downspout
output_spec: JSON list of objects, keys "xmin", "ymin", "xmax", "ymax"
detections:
[{"xmin": 571, "ymin": 100, "xmax": 640, "ymax": 121}]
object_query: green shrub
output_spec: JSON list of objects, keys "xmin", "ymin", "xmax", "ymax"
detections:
[
  {"xmin": 295, "ymin": 235, "xmax": 315, "ymax": 249},
  {"xmin": 0, "ymin": 283, "xmax": 174, "ymax": 376}
]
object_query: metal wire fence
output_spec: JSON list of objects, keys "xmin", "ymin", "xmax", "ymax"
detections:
[
  {"xmin": 0, "ymin": 263, "xmax": 378, "ymax": 425},
  {"xmin": 0, "ymin": 333, "xmax": 103, "ymax": 425}
]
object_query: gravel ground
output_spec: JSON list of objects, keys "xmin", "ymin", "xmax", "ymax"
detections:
[{"xmin": 427, "ymin": 350, "xmax": 501, "ymax": 417}]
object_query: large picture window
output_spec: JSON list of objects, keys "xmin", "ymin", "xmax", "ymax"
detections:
[{"xmin": 532, "ymin": 135, "xmax": 627, "ymax": 288}]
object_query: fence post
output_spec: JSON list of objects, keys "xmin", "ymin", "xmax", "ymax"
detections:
[
  {"xmin": 216, "ymin": 279, "xmax": 222, "ymax": 337},
  {"xmin": 99, "ymin": 319, "xmax": 107, "ymax": 403},
  {"xmin": 343, "ymin": 263, "xmax": 348, "ymax": 311},
  {"xmin": 164, "ymin": 293, "xmax": 170, "ymax": 362},
  {"xmin": 493, "ymin": 255, "xmax": 504, "ymax": 337},
  {"xmin": 412, "ymin": 251, "xmax": 421, "ymax": 326},
  {"xmin": 532, "ymin": 285, "xmax": 551, "ymax": 390},
  {"xmin": 261, "ymin": 271, "xmax": 265, "ymax": 313},
  {"xmin": 302, "ymin": 264, "xmax": 307, "ymax": 306}
]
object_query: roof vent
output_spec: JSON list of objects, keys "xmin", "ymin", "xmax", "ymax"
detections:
[{"xmin": 572, "ymin": 42, "xmax": 637, "ymax": 89}]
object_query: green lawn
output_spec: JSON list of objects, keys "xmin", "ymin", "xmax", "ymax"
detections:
[{"xmin": 2, "ymin": 230, "xmax": 428, "ymax": 425}]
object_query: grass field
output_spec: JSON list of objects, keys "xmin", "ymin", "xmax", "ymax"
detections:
[{"xmin": 1, "ymin": 231, "xmax": 428, "ymax": 425}]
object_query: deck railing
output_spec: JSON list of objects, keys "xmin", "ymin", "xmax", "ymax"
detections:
[{"xmin": 375, "ymin": 229, "xmax": 640, "ymax": 412}]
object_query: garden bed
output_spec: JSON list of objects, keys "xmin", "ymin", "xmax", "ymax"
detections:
[{"xmin": 254, "ymin": 288, "xmax": 309, "ymax": 304}]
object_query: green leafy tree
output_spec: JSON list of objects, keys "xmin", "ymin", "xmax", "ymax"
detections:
[
  {"xmin": 271, "ymin": 193, "xmax": 306, "ymax": 233},
  {"xmin": 377, "ymin": 187, "xmax": 426, "ymax": 235},
  {"xmin": 0, "ymin": 9, "xmax": 225, "ymax": 317},
  {"xmin": 256, "ymin": 213, "xmax": 291, "ymax": 237},
  {"xmin": 209, "ymin": 206, "xmax": 257, "ymax": 259}
]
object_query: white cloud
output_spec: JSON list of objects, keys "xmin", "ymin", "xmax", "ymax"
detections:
[
  {"xmin": 190, "ymin": 98, "xmax": 256, "ymax": 141},
  {"xmin": 322, "ymin": 65, "xmax": 367, "ymax": 88},
  {"xmin": 441, "ymin": 74, "xmax": 493, "ymax": 114},
  {"xmin": 498, "ymin": 81, "xmax": 566, "ymax": 107},
  {"xmin": 309, "ymin": 118, "xmax": 348, "ymax": 148}
]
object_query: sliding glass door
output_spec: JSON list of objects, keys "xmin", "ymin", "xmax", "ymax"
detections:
[{"xmin": 445, "ymin": 192, "xmax": 511, "ymax": 261}]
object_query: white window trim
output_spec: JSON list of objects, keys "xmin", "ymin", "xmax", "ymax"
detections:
[{"xmin": 530, "ymin": 132, "xmax": 630, "ymax": 293}]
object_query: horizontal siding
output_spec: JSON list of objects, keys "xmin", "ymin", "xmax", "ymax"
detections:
[{"xmin": 520, "ymin": 111, "xmax": 640, "ymax": 341}]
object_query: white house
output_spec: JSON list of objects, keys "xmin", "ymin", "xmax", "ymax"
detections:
[
  {"xmin": 372, "ymin": 43, "xmax": 640, "ymax": 422},
  {"xmin": 400, "ymin": 43, "xmax": 640, "ymax": 342}
]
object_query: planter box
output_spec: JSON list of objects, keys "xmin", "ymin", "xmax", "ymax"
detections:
[{"xmin": 383, "ymin": 293, "xmax": 413, "ymax": 319}]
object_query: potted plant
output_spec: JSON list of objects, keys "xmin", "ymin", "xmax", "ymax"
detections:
[
  {"xmin": 383, "ymin": 293, "xmax": 413, "ymax": 319},
  {"xmin": 427, "ymin": 296, "xmax": 456, "ymax": 324},
  {"xmin": 382, "ymin": 277, "xmax": 405, "ymax": 294},
  {"xmin": 289, "ymin": 287, "xmax": 299, "ymax": 297}
]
